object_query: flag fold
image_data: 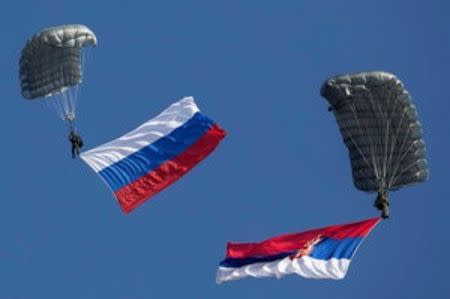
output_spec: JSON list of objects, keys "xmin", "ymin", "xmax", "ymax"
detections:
[{"xmin": 81, "ymin": 97, "xmax": 226, "ymax": 213}]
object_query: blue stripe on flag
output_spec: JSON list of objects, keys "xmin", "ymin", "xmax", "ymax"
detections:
[
  {"xmin": 219, "ymin": 237, "xmax": 363, "ymax": 268},
  {"xmin": 220, "ymin": 251, "xmax": 295, "ymax": 268},
  {"xmin": 309, "ymin": 237, "xmax": 363, "ymax": 260},
  {"xmin": 98, "ymin": 112, "xmax": 215, "ymax": 191}
]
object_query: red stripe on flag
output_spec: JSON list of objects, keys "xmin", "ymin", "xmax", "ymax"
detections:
[
  {"xmin": 226, "ymin": 218, "xmax": 380, "ymax": 259},
  {"xmin": 115, "ymin": 124, "xmax": 226, "ymax": 213}
]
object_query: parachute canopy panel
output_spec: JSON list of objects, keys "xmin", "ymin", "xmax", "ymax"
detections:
[
  {"xmin": 19, "ymin": 24, "xmax": 97, "ymax": 99},
  {"xmin": 320, "ymin": 71, "xmax": 429, "ymax": 193}
]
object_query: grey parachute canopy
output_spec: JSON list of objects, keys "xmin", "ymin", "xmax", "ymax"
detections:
[
  {"xmin": 320, "ymin": 71, "xmax": 429, "ymax": 195},
  {"xmin": 19, "ymin": 24, "xmax": 96, "ymax": 121}
]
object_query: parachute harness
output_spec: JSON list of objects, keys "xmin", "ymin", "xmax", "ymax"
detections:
[
  {"xmin": 68, "ymin": 118, "xmax": 84, "ymax": 159},
  {"xmin": 374, "ymin": 191, "xmax": 390, "ymax": 219}
]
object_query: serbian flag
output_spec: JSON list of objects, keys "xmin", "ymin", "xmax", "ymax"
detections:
[
  {"xmin": 216, "ymin": 217, "xmax": 381, "ymax": 283},
  {"xmin": 80, "ymin": 97, "xmax": 226, "ymax": 213}
]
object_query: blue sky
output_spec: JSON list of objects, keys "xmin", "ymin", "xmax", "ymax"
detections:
[{"xmin": 1, "ymin": 1, "xmax": 449, "ymax": 298}]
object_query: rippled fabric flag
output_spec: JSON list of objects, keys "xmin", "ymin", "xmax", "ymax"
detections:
[
  {"xmin": 216, "ymin": 217, "xmax": 380, "ymax": 283},
  {"xmin": 80, "ymin": 97, "xmax": 227, "ymax": 213}
]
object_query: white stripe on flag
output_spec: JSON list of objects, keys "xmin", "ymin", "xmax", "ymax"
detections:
[
  {"xmin": 216, "ymin": 256, "xmax": 351, "ymax": 284},
  {"xmin": 80, "ymin": 97, "xmax": 199, "ymax": 172}
]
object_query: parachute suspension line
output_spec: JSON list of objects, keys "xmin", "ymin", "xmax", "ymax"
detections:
[
  {"xmin": 361, "ymin": 100, "xmax": 381, "ymax": 182},
  {"xmin": 62, "ymin": 90, "xmax": 70, "ymax": 119},
  {"xmin": 387, "ymin": 117, "xmax": 414, "ymax": 188},
  {"xmin": 373, "ymin": 85, "xmax": 394, "ymax": 190},
  {"xmin": 385, "ymin": 99, "xmax": 407, "ymax": 188},
  {"xmin": 39, "ymin": 92, "xmax": 70, "ymax": 121},
  {"xmin": 67, "ymin": 86, "xmax": 73, "ymax": 113},
  {"xmin": 339, "ymin": 113, "xmax": 375, "ymax": 176},
  {"xmin": 382, "ymin": 110, "xmax": 390, "ymax": 185},
  {"xmin": 76, "ymin": 48, "xmax": 88, "ymax": 102},
  {"xmin": 373, "ymin": 84, "xmax": 397, "ymax": 215},
  {"xmin": 71, "ymin": 46, "xmax": 91, "ymax": 116},
  {"xmin": 378, "ymin": 87, "xmax": 392, "ymax": 187},
  {"xmin": 373, "ymin": 81, "xmax": 393, "ymax": 209},
  {"xmin": 384, "ymin": 90, "xmax": 404, "ymax": 188},
  {"xmin": 382, "ymin": 85, "xmax": 396, "ymax": 188},
  {"xmin": 74, "ymin": 80, "xmax": 80, "ymax": 104},
  {"xmin": 385, "ymin": 87, "xmax": 403, "ymax": 188},
  {"xmin": 366, "ymin": 94, "xmax": 378, "ymax": 171},
  {"xmin": 56, "ymin": 93, "xmax": 66, "ymax": 119},
  {"xmin": 377, "ymin": 83, "xmax": 423, "ymax": 191},
  {"xmin": 349, "ymin": 104, "xmax": 380, "ymax": 180},
  {"xmin": 69, "ymin": 90, "xmax": 75, "ymax": 118},
  {"xmin": 390, "ymin": 158, "xmax": 420, "ymax": 188},
  {"xmin": 367, "ymin": 90, "xmax": 388, "ymax": 189},
  {"xmin": 46, "ymin": 86, "xmax": 79, "ymax": 122},
  {"xmin": 68, "ymin": 86, "xmax": 78, "ymax": 119},
  {"xmin": 389, "ymin": 139, "xmax": 418, "ymax": 188}
]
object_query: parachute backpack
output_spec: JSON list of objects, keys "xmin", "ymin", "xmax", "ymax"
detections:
[
  {"xmin": 19, "ymin": 24, "xmax": 97, "ymax": 158},
  {"xmin": 320, "ymin": 71, "xmax": 429, "ymax": 218}
]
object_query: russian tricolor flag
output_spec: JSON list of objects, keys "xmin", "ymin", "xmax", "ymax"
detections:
[
  {"xmin": 216, "ymin": 217, "xmax": 380, "ymax": 283},
  {"xmin": 80, "ymin": 97, "xmax": 226, "ymax": 213}
]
